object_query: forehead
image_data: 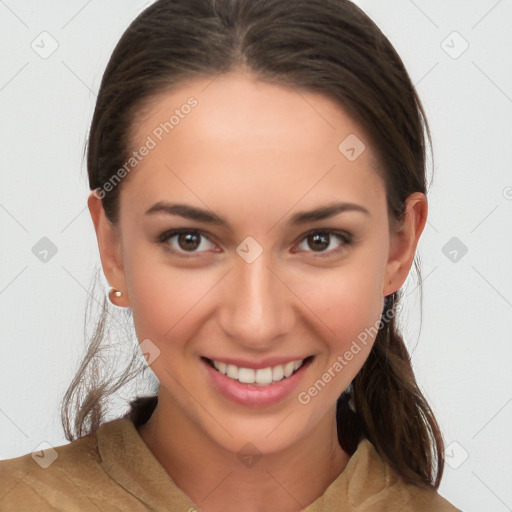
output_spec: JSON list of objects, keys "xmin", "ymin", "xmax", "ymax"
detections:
[{"xmin": 123, "ymin": 71, "xmax": 386, "ymax": 220}]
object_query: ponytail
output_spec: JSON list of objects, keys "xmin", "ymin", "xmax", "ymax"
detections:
[{"xmin": 337, "ymin": 289, "xmax": 444, "ymax": 489}]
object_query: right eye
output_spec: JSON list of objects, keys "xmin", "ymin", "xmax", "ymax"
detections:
[{"xmin": 158, "ymin": 229, "xmax": 221, "ymax": 256}]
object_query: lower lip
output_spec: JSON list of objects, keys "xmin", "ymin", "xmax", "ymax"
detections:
[{"xmin": 202, "ymin": 357, "xmax": 312, "ymax": 407}]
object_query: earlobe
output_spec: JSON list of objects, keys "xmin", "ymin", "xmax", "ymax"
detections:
[
  {"xmin": 87, "ymin": 192, "xmax": 130, "ymax": 306},
  {"xmin": 383, "ymin": 192, "xmax": 428, "ymax": 296}
]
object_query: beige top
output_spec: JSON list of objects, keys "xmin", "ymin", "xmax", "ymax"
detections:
[{"xmin": 0, "ymin": 417, "xmax": 460, "ymax": 511}]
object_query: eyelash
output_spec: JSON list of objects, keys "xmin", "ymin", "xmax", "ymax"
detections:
[{"xmin": 156, "ymin": 228, "xmax": 353, "ymax": 258}]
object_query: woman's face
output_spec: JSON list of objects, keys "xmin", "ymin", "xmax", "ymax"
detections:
[{"xmin": 93, "ymin": 70, "xmax": 424, "ymax": 454}]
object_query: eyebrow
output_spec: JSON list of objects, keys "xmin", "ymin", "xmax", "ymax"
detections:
[{"xmin": 144, "ymin": 201, "xmax": 370, "ymax": 229}]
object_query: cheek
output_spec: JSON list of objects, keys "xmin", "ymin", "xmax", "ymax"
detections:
[
  {"xmin": 124, "ymin": 248, "xmax": 218, "ymax": 344},
  {"xmin": 287, "ymin": 253, "xmax": 386, "ymax": 400},
  {"xmin": 332, "ymin": 278, "xmax": 383, "ymax": 344},
  {"xmin": 292, "ymin": 277, "xmax": 384, "ymax": 412},
  {"xmin": 292, "ymin": 258, "xmax": 385, "ymax": 342}
]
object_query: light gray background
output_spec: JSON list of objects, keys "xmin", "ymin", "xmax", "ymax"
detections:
[{"xmin": 1, "ymin": 1, "xmax": 511, "ymax": 511}]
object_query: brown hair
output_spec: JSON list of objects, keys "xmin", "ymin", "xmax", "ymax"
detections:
[{"xmin": 61, "ymin": 0, "xmax": 445, "ymax": 490}]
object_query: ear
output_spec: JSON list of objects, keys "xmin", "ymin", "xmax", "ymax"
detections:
[
  {"xmin": 383, "ymin": 192, "xmax": 428, "ymax": 296},
  {"xmin": 87, "ymin": 191, "xmax": 130, "ymax": 307}
]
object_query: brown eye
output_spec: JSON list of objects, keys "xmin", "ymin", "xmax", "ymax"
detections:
[
  {"xmin": 158, "ymin": 229, "xmax": 219, "ymax": 255},
  {"xmin": 177, "ymin": 232, "xmax": 201, "ymax": 251},
  {"xmin": 307, "ymin": 233, "xmax": 330, "ymax": 251},
  {"xmin": 295, "ymin": 230, "xmax": 352, "ymax": 255}
]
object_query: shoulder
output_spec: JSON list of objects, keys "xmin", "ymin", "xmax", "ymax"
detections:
[
  {"xmin": 338, "ymin": 439, "xmax": 460, "ymax": 512},
  {"xmin": 0, "ymin": 431, "xmax": 98, "ymax": 511},
  {"xmin": 382, "ymin": 477, "xmax": 461, "ymax": 512},
  {"xmin": 0, "ymin": 419, "xmax": 145, "ymax": 512},
  {"xmin": 356, "ymin": 439, "xmax": 462, "ymax": 512},
  {"xmin": 305, "ymin": 438, "xmax": 462, "ymax": 511}
]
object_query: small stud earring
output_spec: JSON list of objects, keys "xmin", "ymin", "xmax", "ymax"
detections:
[{"xmin": 108, "ymin": 287, "xmax": 123, "ymax": 304}]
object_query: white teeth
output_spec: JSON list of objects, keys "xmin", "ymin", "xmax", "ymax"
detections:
[
  {"xmin": 226, "ymin": 364, "xmax": 238, "ymax": 379},
  {"xmin": 210, "ymin": 358, "xmax": 306, "ymax": 386},
  {"xmin": 255, "ymin": 367, "xmax": 273, "ymax": 385},
  {"xmin": 272, "ymin": 365, "xmax": 284, "ymax": 382},
  {"xmin": 213, "ymin": 361, "xmax": 227, "ymax": 374},
  {"xmin": 238, "ymin": 368, "xmax": 255, "ymax": 384},
  {"xmin": 283, "ymin": 362, "xmax": 294, "ymax": 377}
]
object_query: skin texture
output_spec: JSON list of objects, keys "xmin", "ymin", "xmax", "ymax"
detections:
[{"xmin": 88, "ymin": 69, "xmax": 427, "ymax": 512}]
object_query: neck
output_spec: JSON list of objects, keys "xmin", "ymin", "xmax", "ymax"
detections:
[{"xmin": 137, "ymin": 389, "xmax": 350, "ymax": 512}]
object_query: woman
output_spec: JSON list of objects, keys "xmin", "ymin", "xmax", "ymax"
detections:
[{"xmin": 0, "ymin": 0, "xmax": 461, "ymax": 510}]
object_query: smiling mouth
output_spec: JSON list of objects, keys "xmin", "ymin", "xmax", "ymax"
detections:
[{"xmin": 202, "ymin": 356, "xmax": 314, "ymax": 387}]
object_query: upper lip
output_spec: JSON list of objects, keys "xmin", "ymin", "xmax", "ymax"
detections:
[{"xmin": 202, "ymin": 355, "xmax": 313, "ymax": 370}]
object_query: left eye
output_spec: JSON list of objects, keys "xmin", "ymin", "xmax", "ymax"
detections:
[{"xmin": 295, "ymin": 231, "xmax": 351, "ymax": 254}]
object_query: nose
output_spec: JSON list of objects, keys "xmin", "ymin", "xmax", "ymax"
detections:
[{"xmin": 217, "ymin": 250, "xmax": 295, "ymax": 350}]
